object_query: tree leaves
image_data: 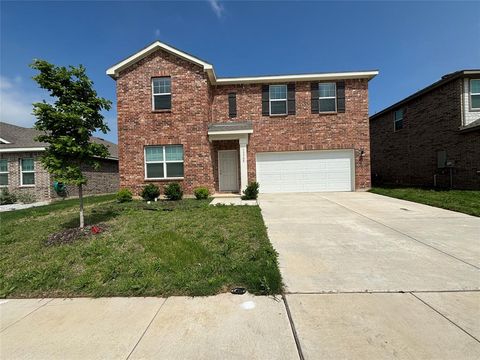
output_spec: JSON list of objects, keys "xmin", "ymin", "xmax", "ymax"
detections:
[{"xmin": 30, "ymin": 60, "xmax": 112, "ymax": 186}]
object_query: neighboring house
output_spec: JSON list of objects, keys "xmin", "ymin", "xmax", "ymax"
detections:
[
  {"xmin": 370, "ymin": 70, "xmax": 480, "ymax": 190},
  {"xmin": 107, "ymin": 41, "xmax": 378, "ymax": 194},
  {"xmin": 0, "ymin": 122, "xmax": 120, "ymax": 201}
]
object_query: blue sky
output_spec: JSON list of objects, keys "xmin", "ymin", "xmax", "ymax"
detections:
[{"xmin": 1, "ymin": 1, "xmax": 479, "ymax": 143}]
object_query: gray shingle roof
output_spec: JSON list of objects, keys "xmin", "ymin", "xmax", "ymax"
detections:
[
  {"xmin": 0, "ymin": 122, "xmax": 118, "ymax": 159},
  {"xmin": 208, "ymin": 121, "xmax": 253, "ymax": 133}
]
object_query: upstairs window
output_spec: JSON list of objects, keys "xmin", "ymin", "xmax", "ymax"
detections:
[
  {"xmin": 269, "ymin": 85, "xmax": 287, "ymax": 115},
  {"xmin": 470, "ymin": 79, "xmax": 480, "ymax": 110},
  {"xmin": 0, "ymin": 159, "xmax": 8, "ymax": 186},
  {"xmin": 152, "ymin": 77, "xmax": 171, "ymax": 110},
  {"xmin": 145, "ymin": 145, "xmax": 184, "ymax": 179},
  {"xmin": 21, "ymin": 158, "xmax": 35, "ymax": 186},
  {"xmin": 228, "ymin": 92, "xmax": 237, "ymax": 118},
  {"xmin": 319, "ymin": 83, "xmax": 337, "ymax": 112},
  {"xmin": 394, "ymin": 108, "xmax": 404, "ymax": 131}
]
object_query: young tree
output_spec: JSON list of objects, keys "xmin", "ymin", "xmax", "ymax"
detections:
[{"xmin": 31, "ymin": 60, "xmax": 112, "ymax": 228}]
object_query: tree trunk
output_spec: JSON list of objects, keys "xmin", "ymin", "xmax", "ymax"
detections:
[{"xmin": 79, "ymin": 184, "xmax": 84, "ymax": 229}]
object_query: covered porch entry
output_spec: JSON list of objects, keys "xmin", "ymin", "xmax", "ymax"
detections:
[{"xmin": 208, "ymin": 121, "xmax": 252, "ymax": 194}]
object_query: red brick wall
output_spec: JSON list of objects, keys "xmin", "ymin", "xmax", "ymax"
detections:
[
  {"xmin": 116, "ymin": 48, "xmax": 372, "ymax": 194},
  {"xmin": 369, "ymin": 77, "xmax": 480, "ymax": 190}
]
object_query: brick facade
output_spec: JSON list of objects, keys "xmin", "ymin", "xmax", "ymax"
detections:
[
  {"xmin": 115, "ymin": 48, "xmax": 372, "ymax": 194},
  {"xmin": 370, "ymin": 77, "xmax": 480, "ymax": 190},
  {"xmin": 0, "ymin": 152, "xmax": 119, "ymax": 201}
]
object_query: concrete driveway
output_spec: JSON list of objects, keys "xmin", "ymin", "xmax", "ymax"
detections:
[{"xmin": 259, "ymin": 192, "xmax": 480, "ymax": 359}]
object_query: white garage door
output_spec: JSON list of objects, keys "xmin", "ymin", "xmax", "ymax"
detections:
[{"xmin": 256, "ymin": 150, "xmax": 354, "ymax": 193}]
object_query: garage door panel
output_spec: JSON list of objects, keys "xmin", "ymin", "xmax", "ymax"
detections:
[{"xmin": 256, "ymin": 150, "xmax": 353, "ymax": 193}]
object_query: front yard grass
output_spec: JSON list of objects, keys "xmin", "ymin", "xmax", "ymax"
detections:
[
  {"xmin": 370, "ymin": 187, "xmax": 480, "ymax": 217},
  {"xmin": 0, "ymin": 195, "xmax": 282, "ymax": 298}
]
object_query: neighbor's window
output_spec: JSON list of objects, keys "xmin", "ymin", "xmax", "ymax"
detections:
[
  {"xmin": 21, "ymin": 158, "xmax": 35, "ymax": 186},
  {"xmin": 319, "ymin": 83, "xmax": 337, "ymax": 112},
  {"xmin": 470, "ymin": 79, "xmax": 480, "ymax": 110},
  {"xmin": 0, "ymin": 159, "xmax": 8, "ymax": 186},
  {"xmin": 394, "ymin": 108, "xmax": 404, "ymax": 131},
  {"xmin": 145, "ymin": 145, "xmax": 184, "ymax": 179},
  {"xmin": 152, "ymin": 77, "xmax": 171, "ymax": 110},
  {"xmin": 269, "ymin": 85, "xmax": 287, "ymax": 115}
]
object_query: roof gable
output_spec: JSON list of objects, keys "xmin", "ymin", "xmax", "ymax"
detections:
[{"xmin": 107, "ymin": 41, "xmax": 378, "ymax": 84}]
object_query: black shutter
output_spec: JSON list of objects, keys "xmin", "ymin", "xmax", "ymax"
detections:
[
  {"xmin": 311, "ymin": 82, "xmax": 319, "ymax": 113},
  {"xmin": 228, "ymin": 92, "xmax": 237, "ymax": 118},
  {"xmin": 337, "ymin": 81, "xmax": 345, "ymax": 113},
  {"xmin": 262, "ymin": 85, "xmax": 269, "ymax": 116},
  {"xmin": 287, "ymin": 83, "xmax": 296, "ymax": 115}
]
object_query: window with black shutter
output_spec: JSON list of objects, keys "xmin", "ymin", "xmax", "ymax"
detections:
[
  {"xmin": 269, "ymin": 85, "xmax": 288, "ymax": 115},
  {"xmin": 152, "ymin": 77, "xmax": 171, "ymax": 110},
  {"xmin": 228, "ymin": 92, "xmax": 237, "ymax": 118}
]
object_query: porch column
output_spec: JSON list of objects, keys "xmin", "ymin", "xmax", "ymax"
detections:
[{"xmin": 239, "ymin": 136, "xmax": 248, "ymax": 193}]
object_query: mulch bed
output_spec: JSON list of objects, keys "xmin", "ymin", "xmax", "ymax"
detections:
[{"xmin": 44, "ymin": 224, "xmax": 108, "ymax": 246}]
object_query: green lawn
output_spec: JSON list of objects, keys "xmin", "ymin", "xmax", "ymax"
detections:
[
  {"xmin": 0, "ymin": 196, "xmax": 282, "ymax": 298},
  {"xmin": 369, "ymin": 187, "xmax": 480, "ymax": 217}
]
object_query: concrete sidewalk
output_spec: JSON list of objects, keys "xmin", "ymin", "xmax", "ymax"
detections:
[{"xmin": 0, "ymin": 294, "xmax": 299, "ymax": 360}]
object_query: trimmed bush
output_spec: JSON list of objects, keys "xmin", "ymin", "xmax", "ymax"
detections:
[
  {"xmin": 164, "ymin": 182, "xmax": 183, "ymax": 201},
  {"xmin": 141, "ymin": 184, "xmax": 160, "ymax": 201},
  {"xmin": 0, "ymin": 189, "xmax": 17, "ymax": 205},
  {"xmin": 15, "ymin": 191, "xmax": 36, "ymax": 204},
  {"xmin": 116, "ymin": 188, "xmax": 133, "ymax": 203},
  {"xmin": 194, "ymin": 187, "xmax": 210, "ymax": 200},
  {"xmin": 241, "ymin": 181, "xmax": 259, "ymax": 200}
]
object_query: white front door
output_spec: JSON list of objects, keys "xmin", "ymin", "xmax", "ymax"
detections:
[{"xmin": 218, "ymin": 150, "xmax": 239, "ymax": 192}]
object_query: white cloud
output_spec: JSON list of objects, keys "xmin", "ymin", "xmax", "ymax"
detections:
[
  {"xmin": 0, "ymin": 75, "xmax": 39, "ymax": 127},
  {"xmin": 208, "ymin": 0, "xmax": 224, "ymax": 18}
]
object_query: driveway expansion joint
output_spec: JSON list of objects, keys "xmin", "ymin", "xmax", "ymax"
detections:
[
  {"xmin": 0, "ymin": 298, "xmax": 54, "ymax": 333},
  {"xmin": 410, "ymin": 292, "xmax": 480, "ymax": 343},
  {"xmin": 282, "ymin": 293, "xmax": 305, "ymax": 360},
  {"xmin": 125, "ymin": 298, "xmax": 168, "ymax": 360}
]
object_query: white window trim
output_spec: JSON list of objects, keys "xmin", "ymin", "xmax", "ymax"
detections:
[
  {"xmin": 394, "ymin": 108, "xmax": 404, "ymax": 131},
  {"xmin": 151, "ymin": 77, "xmax": 172, "ymax": 111},
  {"xmin": 0, "ymin": 159, "xmax": 8, "ymax": 187},
  {"xmin": 144, "ymin": 145, "xmax": 184, "ymax": 180},
  {"xmin": 20, "ymin": 158, "xmax": 35, "ymax": 187},
  {"xmin": 319, "ymin": 82, "xmax": 337, "ymax": 113},
  {"xmin": 269, "ymin": 84, "xmax": 288, "ymax": 116},
  {"xmin": 470, "ymin": 79, "xmax": 480, "ymax": 111}
]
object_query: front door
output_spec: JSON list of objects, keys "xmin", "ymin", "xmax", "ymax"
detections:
[{"xmin": 218, "ymin": 150, "xmax": 239, "ymax": 192}]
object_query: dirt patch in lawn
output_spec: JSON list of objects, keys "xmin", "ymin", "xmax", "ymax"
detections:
[{"xmin": 44, "ymin": 224, "xmax": 108, "ymax": 246}]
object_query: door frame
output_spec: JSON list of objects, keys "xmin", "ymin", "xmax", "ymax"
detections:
[{"xmin": 218, "ymin": 149, "xmax": 239, "ymax": 192}]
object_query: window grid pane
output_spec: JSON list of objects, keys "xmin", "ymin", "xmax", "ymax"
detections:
[
  {"xmin": 152, "ymin": 78, "xmax": 171, "ymax": 94},
  {"xmin": 0, "ymin": 173, "xmax": 7, "ymax": 186},
  {"xmin": 146, "ymin": 163, "xmax": 164, "ymax": 178},
  {"xmin": 394, "ymin": 109, "xmax": 404, "ymax": 121},
  {"xmin": 271, "ymin": 101, "xmax": 287, "ymax": 115},
  {"xmin": 165, "ymin": 145, "xmax": 183, "ymax": 161},
  {"xmin": 269, "ymin": 85, "xmax": 287, "ymax": 100},
  {"xmin": 471, "ymin": 79, "xmax": 480, "ymax": 94},
  {"xmin": 471, "ymin": 94, "xmax": 480, "ymax": 109},
  {"xmin": 319, "ymin": 98, "xmax": 336, "ymax": 112},
  {"xmin": 21, "ymin": 159, "xmax": 34, "ymax": 171},
  {"xmin": 22, "ymin": 172, "xmax": 35, "ymax": 185},
  {"xmin": 146, "ymin": 147, "xmax": 164, "ymax": 162},
  {"xmin": 166, "ymin": 162, "xmax": 184, "ymax": 178},
  {"xmin": 0, "ymin": 159, "xmax": 7, "ymax": 172},
  {"xmin": 319, "ymin": 83, "xmax": 336, "ymax": 98}
]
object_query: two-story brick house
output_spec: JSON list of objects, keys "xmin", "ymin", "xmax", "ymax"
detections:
[
  {"xmin": 370, "ymin": 70, "xmax": 480, "ymax": 190},
  {"xmin": 107, "ymin": 41, "xmax": 378, "ymax": 194}
]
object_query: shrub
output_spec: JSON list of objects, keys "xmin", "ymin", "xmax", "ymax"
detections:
[
  {"xmin": 0, "ymin": 189, "xmax": 17, "ymax": 205},
  {"xmin": 116, "ymin": 188, "xmax": 133, "ymax": 203},
  {"xmin": 241, "ymin": 181, "xmax": 259, "ymax": 200},
  {"xmin": 141, "ymin": 184, "xmax": 160, "ymax": 201},
  {"xmin": 164, "ymin": 182, "xmax": 183, "ymax": 201},
  {"xmin": 194, "ymin": 187, "xmax": 210, "ymax": 200},
  {"xmin": 15, "ymin": 191, "xmax": 36, "ymax": 204}
]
